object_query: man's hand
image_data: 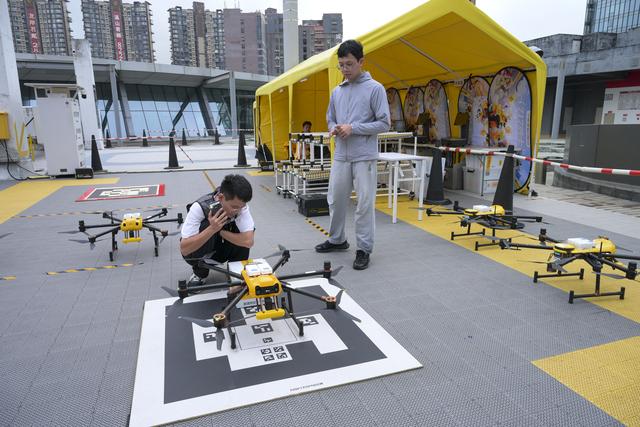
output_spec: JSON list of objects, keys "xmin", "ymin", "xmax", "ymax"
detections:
[
  {"xmin": 208, "ymin": 208, "xmax": 228, "ymax": 234},
  {"xmin": 333, "ymin": 124, "xmax": 352, "ymax": 138}
]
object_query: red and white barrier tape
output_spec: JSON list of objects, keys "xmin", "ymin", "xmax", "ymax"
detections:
[
  {"xmin": 94, "ymin": 129, "xmax": 255, "ymax": 142},
  {"xmin": 429, "ymin": 145, "xmax": 640, "ymax": 177}
]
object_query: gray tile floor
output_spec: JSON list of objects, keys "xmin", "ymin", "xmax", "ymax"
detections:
[{"xmin": 1, "ymin": 170, "xmax": 638, "ymax": 426}]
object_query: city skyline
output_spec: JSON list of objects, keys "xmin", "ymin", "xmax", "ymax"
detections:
[{"xmin": 63, "ymin": 0, "xmax": 587, "ymax": 66}]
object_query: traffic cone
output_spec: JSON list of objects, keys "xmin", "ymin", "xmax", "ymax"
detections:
[
  {"xmin": 214, "ymin": 129, "xmax": 220, "ymax": 145},
  {"xmin": 142, "ymin": 129, "xmax": 148, "ymax": 147},
  {"xmin": 234, "ymin": 131, "xmax": 249, "ymax": 168},
  {"xmin": 492, "ymin": 145, "xmax": 515, "ymax": 213},
  {"xmin": 164, "ymin": 135, "xmax": 183, "ymax": 170},
  {"xmin": 425, "ymin": 144, "xmax": 451, "ymax": 205},
  {"xmin": 91, "ymin": 135, "xmax": 104, "ymax": 172},
  {"xmin": 105, "ymin": 130, "xmax": 112, "ymax": 148},
  {"xmin": 181, "ymin": 128, "xmax": 188, "ymax": 146}
]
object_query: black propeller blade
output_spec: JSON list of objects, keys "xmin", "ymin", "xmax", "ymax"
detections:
[
  {"xmin": 178, "ymin": 316, "xmax": 226, "ymax": 350},
  {"xmin": 328, "ymin": 289, "xmax": 361, "ymax": 323},
  {"xmin": 327, "ymin": 265, "xmax": 344, "ymax": 289}
]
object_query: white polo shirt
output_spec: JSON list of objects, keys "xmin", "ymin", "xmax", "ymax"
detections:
[{"xmin": 181, "ymin": 201, "xmax": 254, "ymax": 239}]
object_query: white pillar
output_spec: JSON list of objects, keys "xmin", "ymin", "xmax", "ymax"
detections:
[
  {"xmin": 0, "ymin": 0, "xmax": 25, "ymax": 163},
  {"xmin": 229, "ymin": 72, "xmax": 238, "ymax": 138},
  {"xmin": 73, "ymin": 39, "xmax": 103, "ymax": 149},
  {"xmin": 283, "ymin": 0, "xmax": 299, "ymax": 71},
  {"xmin": 109, "ymin": 65, "xmax": 123, "ymax": 140},
  {"xmin": 551, "ymin": 60, "xmax": 566, "ymax": 139}
]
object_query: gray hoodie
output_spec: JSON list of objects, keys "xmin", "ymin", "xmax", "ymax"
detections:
[{"xmin": 327, "ymin": 71, "xmax": 391, "ymax": 162}]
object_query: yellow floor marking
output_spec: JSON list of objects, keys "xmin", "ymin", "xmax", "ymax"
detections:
[
  {"xmin": 375, "ymin": 196, "xmax": 640, "ymax": 324},
  {"xmin": 0, "ymin": 178, "xmax": 119, "ymax": 224},
  {"xmin": 246, "ymin": 170, "xmax": 274, "ymax": 176},
  {"xmin": 533, "ymin": 336, "xmax": 640, "ymax": 425},
  {"xmin": 202, "ymin": 171, "xmax": 216, "ymax": 190}
]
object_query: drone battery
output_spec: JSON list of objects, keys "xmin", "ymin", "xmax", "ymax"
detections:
[
  {"xmin": 297, "ymin": 194, "xmax": 329, "ymax": 217},
  {"xmin": 245, "ymin": 264, "xmax": 261, "ymax": 277}
]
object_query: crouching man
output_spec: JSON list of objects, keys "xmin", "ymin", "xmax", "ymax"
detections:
[{"xmin": 180, "ymin": 174, "xmax": 255, "ymax": 286}]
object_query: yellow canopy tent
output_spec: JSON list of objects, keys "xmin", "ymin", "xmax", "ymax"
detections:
[{"xmin": 255, "ymin": 0, "xmax": 546, "ymax": 187}]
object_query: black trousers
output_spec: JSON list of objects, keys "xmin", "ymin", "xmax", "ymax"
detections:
[{"xmin": 183, "ymin": 227, "xmax": 250, "ymax": 279}]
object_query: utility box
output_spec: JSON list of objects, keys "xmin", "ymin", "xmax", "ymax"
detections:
[
  {"xmin": 463, "ymin": 152, "xmax": 504, "ymax": 196},
  {"xmin": 297, "ymin": 193, "xmax": 329, "ymax": 217},
  {"xmin": 26, "ymin": 84, "xmax": 86, "ymax": 176},
  {"xmin": 0, "ymin": 112, "xmax": 9, "ymax": 139}
]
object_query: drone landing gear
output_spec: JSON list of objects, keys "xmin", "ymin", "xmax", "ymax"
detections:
[
  {"xmin": 451, "ymin": 224, "xmax": 485, "ymax": 241},
  {"xmin": 568, "ymin": 266, "xmax": 625, "ymax": 304},
  {"xmin": 475, "ymin": 229, "xmax": 508, "ymax": 251},
  {"xmin": 109, "ymin": 230, "xmax": 118, "ymax": 262},
  {"xmin": 281, "ymin": 293, "xmax": 304, "ymax": 337},
  {"xmin": 533, "ymin": 268, "xmax": 584, "ymax": 283}
]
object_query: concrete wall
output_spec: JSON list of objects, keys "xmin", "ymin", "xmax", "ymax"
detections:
[
  {"xmin": 541, "ymin": 80, "xmax": 606, "ymax": 136},
  {"xmin": 567, "ymin": 124, "xmax": 640, "ymax": 186}
]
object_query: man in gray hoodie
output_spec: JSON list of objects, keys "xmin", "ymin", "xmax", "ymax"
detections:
[{"xmin": 315, "ymin": 39, "xmax": 390, "ymax": 270}]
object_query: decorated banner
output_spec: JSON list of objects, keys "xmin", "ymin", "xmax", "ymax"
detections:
[
  {"xmin": 386, "ymin": 88, "xmax": 405, "ymax": 132},
  {"xmin": 458, "ymin": 77, "xmax": 490, "ymax": 147},
  {"xmin": 488, "ymin": 67, "xmax": 532, "ymax": 191},
  {"xmin": 423, "ymin": 80, "xmax": 451, "ymax": 142},
  {"xmin": 403, "ymin": 86, "xmax": 424, "ymax": 132}
]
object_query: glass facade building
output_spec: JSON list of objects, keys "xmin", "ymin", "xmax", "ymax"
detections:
[
  {"xmin": 21, "ymin": 82, "xmax": 254, "ymax": 138},
  {"xmin": 584, "ymin": 0, "xmax": 640, "ymax": 34}
]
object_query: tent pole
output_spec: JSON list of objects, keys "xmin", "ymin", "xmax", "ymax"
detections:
[
  {"xmin": 367, "ymin": 58, "xmax": 411, "ymax": 88},
  {"xmin": 399, "ymin": 38, "xmax": 464, "ymax": 81}
]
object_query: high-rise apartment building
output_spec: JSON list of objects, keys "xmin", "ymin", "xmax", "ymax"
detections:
[
  {"xmin": 265, "ymin": 8, "xmax": 284, "ymax": 76},
  {"xmin": 168, "ymin": 2, "xmax": 225, "ymax": 69},
  {"xmin": 584, "ymin": 0, "xmax": 640, "ymax": 34},
  {"xmin": 81, "ymin": 0, "xmax": 154, "ymax": 62},
  {"xmin": 223, "ymin": 9, "xmax": 266, "ymax": 75},
  {"xmin": 8, "ymin": 0, "xmax": 73, "ymax": 56},
  {"xmin": 299, "ymin": 14, "xmax": 342, "ymax": 61}
]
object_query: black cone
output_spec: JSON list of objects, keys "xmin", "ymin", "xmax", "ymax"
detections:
[
  {"xmin": 142, "ymin": 129, "xmax": 148, "ymax": 147},
  {"xmin": 91, "ymin": 135, "xmax": 104, "ymax": 172},
  {"xmin": 425, "ymin": 144, "xmax": 451, "ymax": 205},
  {"xmin": 164, "ymin": 135, "xmax": 183, "ymax": 170},
  {"xmin": 234, "ymin": 131, "xmax": 249, "ymax": 168},
  {"xmin": 105, "ymin": 130, "xmax": 112, "ymax": 148},
  {"xmin": 214, "ymin": 129, "xmax": 220, "ymax": 145},
  {"xmin": 492, "ymin": 145, "xmax": 515, "ymax": 213},
  {"xmin": 181, "ymin": 128, "xmax": 188, "ymax": 146}
]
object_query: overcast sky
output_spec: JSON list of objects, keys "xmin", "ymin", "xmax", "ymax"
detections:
[{"xmin": 66, "ymin": 0, "xmax": 588, "ymax": 65}]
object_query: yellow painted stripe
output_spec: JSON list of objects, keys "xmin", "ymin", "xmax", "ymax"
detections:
[
  {"xmin": 0, "ymin": 178, "xmax": 119, "ymax": 224},
  {"xmin": 533, "ymin": 336, "xmax": 640, "ymax": 425},
  {"xmin": 247, "ymin": 170, "xmax": 274, "ymax": 176},
  {"xmin": 46, "ymin": 262, "xmax": 141, "ymax": 275},
  {"xmin": 202, "ymin": 171, "xmax": 216, "ymax": 191},
  {"xmin": 375, "ymin": 196, "xmax": 640, "ymax": 324},
  {"xmin": 1, "ymin": 276, "xmax": 16, "ymax": 281}
]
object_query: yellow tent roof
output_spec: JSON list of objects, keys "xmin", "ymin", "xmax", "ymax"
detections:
[{"xmin": 256, "ymin": 0, "xmax": 546, "ymax": 95}]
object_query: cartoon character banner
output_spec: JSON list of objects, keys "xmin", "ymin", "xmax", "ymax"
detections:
[
  {"xmin": 458, "ymin": 77, "xmax": 490, "ymax": 147},
  {"xmin": 386, "ymin": 88, "xmax": 405, "ymax": 132},
  {"xmin": 488, "ymin": 67, "xmax": 532, "ymax": 191},
  {"xmin": 423, "ymin": 80, "xmax": 451, "ymax": 142},
  {"xmin": 403, "ymin": 86, "xmax": 424, "ymax": 132}
]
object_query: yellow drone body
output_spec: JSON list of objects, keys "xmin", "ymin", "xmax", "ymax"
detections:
[
  {"xmin": 120, "ymin": 213, "xmax": 143, "ymax": 243},
  {"xmin": 464, "ymin": 205, "xmax": 505, "ymax": 217},
  {"xmin": 239, "ymin": 260, "xmax": 286, "ymax": 320},
  {"xmin": 553, "ymin": 237, "xmax": 616, "ymax": 256}
]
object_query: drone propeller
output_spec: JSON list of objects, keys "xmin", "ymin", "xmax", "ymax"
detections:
[
  {"xmin": 594, "ymin": 271, "xmax": 628, "ymax": 280},
  {"xmin": 0, "ymin": 232, "xmax": 11, "ymax": 240},
  {"xmin": 326, "ymin": 289, "xmax": 361, "ymax": 323},
  {"xmin": 264, "ymin": 244, "xmax": 308, "ymax": 259},
  {"xmin": 68, "ymin": 236, "xmax": 108, "ymax": 249},
  {"xmin": 327, "ymin": 265, "xmax": 344, "ymax": 289},
  {"xmin": 615, "ymin": 245, "xmax": 634, "ymax": 253},
  {"xmin": 482, "ymin": 234, "xmax": 525, "ymax": 242},
  {"xmin": 520, "ymin": 259, "xmax": 568, "ymax": 273},
  {"xmin": 517, "ymin": 218, "xmax": 551, "ymax": 225},
  {"xmin": 159, "ymin": 231, "xmax": 181, "ymax": 244},
  {"xmin": 182, "ymin": 251, "xmax": 216, "ymax": 262}
]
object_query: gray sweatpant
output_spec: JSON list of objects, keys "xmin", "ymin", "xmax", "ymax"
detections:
[{"xmin": 327, "ymin": 159, "xmax": 377, "ymax": 253}]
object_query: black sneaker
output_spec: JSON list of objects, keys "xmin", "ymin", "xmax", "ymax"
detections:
[
  {"xmin": 315, "ymin": 240, "xmax": 349, "ymax": 253},
  {"xmin": 187, "ymin": 273, "xmax": 205, "ymax": 289},
  {"xmin": 353, "ymin": 250, "xmax": 370, "ymax": 270}
]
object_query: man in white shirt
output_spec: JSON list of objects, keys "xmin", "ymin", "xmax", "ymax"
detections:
[{"xmin": 180, "ymin": 174, "xmax": 255, "ymax": 286}]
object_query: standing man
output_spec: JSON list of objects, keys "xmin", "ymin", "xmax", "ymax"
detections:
[{"xmin": 315, "ymin": 40, "xmax": 390, "ymax": 270}]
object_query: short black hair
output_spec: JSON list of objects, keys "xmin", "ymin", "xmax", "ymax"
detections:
[
  {"xmin": 220, "ymin": 174, "xmax": 252, "ymax": 203},
  {"xmin": 302, "ymin": 121, "xmax": 312, "ymax": 128},
  {"xmin": 337, "ymin": 39, "xmax": 363, "ymax": 60}
]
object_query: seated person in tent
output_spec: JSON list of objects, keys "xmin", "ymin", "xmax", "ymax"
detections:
[{"xmin": 180, "ymin": 174, "xmax": 255, "ymax": 287}]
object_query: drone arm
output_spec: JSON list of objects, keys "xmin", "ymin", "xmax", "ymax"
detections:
[
  {"xmin": 101, "ymin": 212, "xmax": 120, "ymax": 222},
  {"xmin": 79, "ymin": 222, "xmax": 121, "ymax": 231},
  {"xmin": 144, "ymin": 209, "xmax": 168, "ymax": 221},
  {"xmin": 91, "ymin": 225, "xmax": 121, "ymax": 239},
  {"xmin": 502, "ymin": 242, "xmax": 553, "ymax": 251},
  {"xmin": 199, "ymin": 259, "xmax": 244, "ymax": 280},
  {"xmin": 219, "ymin": 286, "xmax": 249, "ymax": 316},
  {"xmin": 183, "ymin": 281, "xmax": 236, "ymax": 294},
  {"xmin": 608, "ymin": 254, "xmax": 640, "ymax": 261},
  {"xmin": 278, "ymin": 268, "xmax": 327, "ymax": 281},
  {"xmin": 144, "ymin": 217, "xmax": 181, "ymax": 225},
  {"xmin": 271, "ymin": 251, "xmax": 291, "ymax": 272},
  {"xmin": 281, "ymin": 282, "xmax": 327, "ymax": 302},
  {"xmin": 142, "ymin": 223, "xmax": 164, "ymax": 234}
]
